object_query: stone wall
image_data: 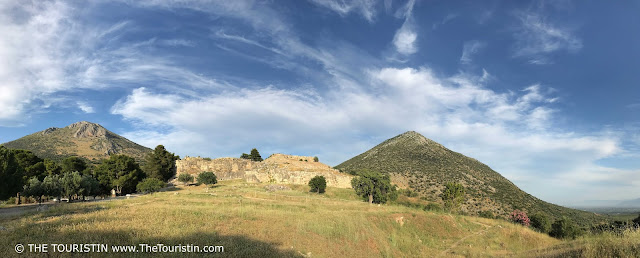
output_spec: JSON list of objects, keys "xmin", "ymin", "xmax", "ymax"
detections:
[
  {"xmin": 176, "ymin": 156, "xmax": 254, "ymax": 180},
  {"xmin": 176, "ymin": 154, "xmax": 353, "ymax": 188}
]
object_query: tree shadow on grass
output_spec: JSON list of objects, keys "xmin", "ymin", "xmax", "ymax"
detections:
[{"xmin": 3, "ymin": 228, "xmax": 304, "ymax": 257}]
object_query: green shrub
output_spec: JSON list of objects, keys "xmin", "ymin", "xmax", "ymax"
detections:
[
  {"xmin": 441, "ymin": 182, "xmax": 465, "ymax": 212},
  {"xmin": 308, "ymin": 176, "xmax": 327, "ymax": 193},
  {"xmin": 400, "ymin": 189, "xmax": 419, "ymax": 197},
  {"xmin": 136, "ymin": 178, "xmax": 165, "ymax": 194},
  {"xmin": 550, "ymin": 216, "xmax": 582, "ymax": 239},
  {"xmin": 424, "ymin": 203, "xmax": 442, "ymax": 212},
  {"xmin": 478, "ymin": 210, "xmax": 495, "ymax": 219},
  {"xmin": 530, "ymin": 212, "xmax": 551, "ymax": 233},
  {"xmin": 313, "ymin": 156, "xmax": 319, "ymax": 162},
  {"xmin": 178, "ymin": 173, "xmax": 194, "ymax": 184},
  {"xmin": 197, "ymin": 172, "xmax": 218, "ymax": 185}
]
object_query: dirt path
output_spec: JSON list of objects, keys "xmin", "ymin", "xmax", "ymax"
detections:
[
  {"xmin": 0, "ymin": 195, "xmax": 141, "ymax": 218},
  {"xmin": 436, "ymin": 221, "xmax": 493, "ymax": 257}
]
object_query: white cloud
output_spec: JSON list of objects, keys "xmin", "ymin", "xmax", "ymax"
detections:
[
  {"xmin": 110, "ymin": 62, "xmax": 636, "ymax": 204},
  {"xmin": 308, "ymin": 0, "xmax": 378, "ymax": 22},
  {"xmin": 393, "ymin": 22, "xmax": 418, "ymax": 55},
  {"xmin": 392, "ymin": 0, "xmax": 417, "ymax": 55},
  {"xmin": 512, "ymin": 12, "xmax": 582, "ymax": 63},
  {"xmin": 160, "ymin": 39, "xmax": 195, "ymax": 47},
  {"xmin": 77, "ymin": 101, "xmax": 95, "ymax": 114},
  {"xmin": 432, "ymin": 13, "xmax": 458, "ymax": 29},
  {"xmin": 0, "ymin": 1, "xmax": 227, "ymax": 125},
  {"xmin": 460, "ymin": 40, "xmax": 486, "ymax": 64}
]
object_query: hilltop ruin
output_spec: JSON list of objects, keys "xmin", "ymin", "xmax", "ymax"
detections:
[{"xmin": 175, "ymin": 154, "xmax": 353, "ymax": 188}]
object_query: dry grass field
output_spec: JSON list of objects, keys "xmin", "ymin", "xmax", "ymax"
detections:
[{"xmin": 0, "ymin": 180, "xmax": 568, "ymax": 257}]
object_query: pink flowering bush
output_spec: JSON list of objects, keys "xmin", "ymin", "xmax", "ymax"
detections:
[{"xmin": 510, "ymin": 209, "xmax": 530, "ymax": 227}]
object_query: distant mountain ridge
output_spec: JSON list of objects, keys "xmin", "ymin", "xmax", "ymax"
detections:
[
  {"xmin": 336, "ymin": 131, "xmax": 606, "ymax": 226},
  {"xmin": 1, "ymin": 121, "xmax": 151, "ymax": 162}
]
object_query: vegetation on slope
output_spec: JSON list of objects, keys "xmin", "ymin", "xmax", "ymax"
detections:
[
  {"xmin": 0, "ymin": 180, "xmax": 560, "ymax": 257},
  {"xmin": 336, "ymin": 131, "xmax": 605, "ymax": 226},
  {"xmin": 1, "ymin": 121, "xmax": 151, "ymax": 163}
]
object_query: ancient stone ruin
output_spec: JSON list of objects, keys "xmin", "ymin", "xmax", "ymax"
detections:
[{"xmin": 175, "ymin": 154, "xmax": 353, "ymax": 188}]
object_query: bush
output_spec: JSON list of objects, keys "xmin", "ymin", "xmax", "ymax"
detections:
[
  {"xmin": 197, "ymin": 172, "xmax": 218, "ymax": 185},
  {"xmin": 510, "ymin": 209, "xmax": 530, "ymax": 227},
  {"xmin": 178, "ymin": 173, "xmax": 194, "ymax": 184},
  {"xmin": 400, "ymin": 189, "xmax": 419, "ymax": 197},
  {"xmin": 308, "ymin": 176, "xmax": 327, "ymax": 193},
  {"xmin": 530, "ymin": 212, "xmax": 551, "ymax": 233},
  {"xmin": 313, "ymin": 156, "xmax": 319, "ymax": 162},
  {"xmin": 478, "ymin": 210, "xmax": 495, "ymax": 219},
  {"xmin": 136, "ymin": 178, "xmax": 165, "ymax": 194},
  {"xmin": 550, "ymin": 216, "xmax": 582, "ymax": 239},
  {"xmin": 441, "ymin": 182, "xmax": 465, "ymax": 212},
  {"xmin": 424, "ymin": 203, "xmax": 442, "ymax": 212}
]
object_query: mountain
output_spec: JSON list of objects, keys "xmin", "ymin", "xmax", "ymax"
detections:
[
  {"xmin": 1, "ymin": 121, "xmax": 151, "ymax": 163},
  {"xmin": 336, "ymin": 131, "xmax": 606, "ymax": 226},
  {"xmin": 617, "ymin": 198, "xmax": 640, "ymax": 208}
]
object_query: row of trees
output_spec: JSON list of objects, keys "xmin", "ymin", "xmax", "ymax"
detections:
[
  {"xmin": 23, "ymin": 171, "xmax": 102, "ymax": 203},
  {"xmin": 0, "ymin": 147, "xmax": 101, "ymax": 200},
  {"xmin": 1, "ymin": 145, "xmax": 179, "ymax": 203}
]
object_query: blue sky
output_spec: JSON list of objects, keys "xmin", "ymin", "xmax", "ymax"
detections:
[{"xmin": 0, "ymin": 0, "xmax": 638, "ymax": 206}]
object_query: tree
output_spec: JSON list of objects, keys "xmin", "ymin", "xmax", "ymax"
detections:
[
  {"xmin": 550, "ymin": 217, "xmax": 581, "ymax": 239},
  {"xmin": 136, "ymin": 178, "xmax": 165, "ymax": 194},
  {"xmin": 197, "ymin": 172, "xmax": 217, "ymax": 185},
  {"xmin": 61, "ymin": 171, "xmax": 82, "ymax": 202},
  {"xmin": 530, "ymin": 212, "xmax": 551, "ymax": 233},
  {"xmin": 94, "ymin": 155, "xmax": 145, "ymax": 196},
  {"xmin": 23, "ymin": 177, "xmax": 45, "ymax": 204},
  {"xmin": 240, "ymin": 153, "xmax": 251, "ymax": 159},
  {"xmin": 13, "ymin": 149, "xmax": 46, "ymax": 181},
  {"xmin": 0, "ymin": 146, "xmax": 24, "ymax": 200},
  {"xmin": 441, "ymin": 182, "xmax": 465, "ymax": 212},
  {"xmin": 79, "ymin": 174, "xmax": 100, "ymax": 200},
  {"xmin": 61, "ymin": 157, "xmax": 88, "ymax": 174},
  {"xmin": 178, "ymin": 173, "xmax": 194, "ymax": 184},
  {"xmin": 44, "ymin": 158, "xmax": 61, "ymax": 176},
  {"xmin": 250, "ymin": 148, "xmax": 263, "ymax": 162},
  {"xmin": 351, "ymin": 170, "xmax": 397, "ymax": 204},
  {"xmin": 313, "ymin": 156, "xmax": 319, "ymax": 162},
  {"xmin": 142, "ymin": 145, "xmax": 179, "ymax": 182},
  {"xmin": 510, "ymin": 210, "xmax": 530, "ymax": 227},
  {"xmin": 633, "ymin": 214, "xmax": 640, "ymax": 226},
  {"xmin": 42, "ymin": 175, "xmax": 63, "ymax": 203},
  {"xmin": 308, "ymin": 175, "xmax": 326, "ymax": 193}
]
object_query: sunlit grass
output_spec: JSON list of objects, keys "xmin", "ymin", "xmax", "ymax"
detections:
[{"xmin": 0, "ymin": 180, "xmax": 560, "ymax": 257}]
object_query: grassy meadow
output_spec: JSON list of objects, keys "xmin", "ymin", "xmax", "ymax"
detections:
[{"xmin": 0, "ymin": 180, "xmax": 566, "ymax": 257}]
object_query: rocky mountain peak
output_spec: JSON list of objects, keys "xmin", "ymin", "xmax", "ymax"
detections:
[{"xmin": 67, "ymin": 121, "xmax": 107, "ymax": 138}]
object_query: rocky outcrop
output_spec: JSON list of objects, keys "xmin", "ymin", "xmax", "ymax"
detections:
[
  {"xmin": 176, "ymin": 154, "xmax": 353, "ymax": 188},
  {"xmin": 41, "ymin": 127, "xmax": 58, "ymax": 135},
  {"xmin": 68, "ymin": 121, "xmax": 107, "ymax": 138}
]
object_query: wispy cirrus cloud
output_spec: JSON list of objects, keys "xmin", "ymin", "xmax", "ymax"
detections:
[
  {"xmin": 76, "ymin": 101, "xmax": 95, "ymax": 114},
  {"xmin": 460, "ymin": 40, "xmax": 486, "ymax": 64},
  {"xmin": 308, "ymin": 0, "xmax": 378, "ymax": 22},
  {"xmin": 512, "ymin": 12, "xmax": 582, "ymax": 64}
]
